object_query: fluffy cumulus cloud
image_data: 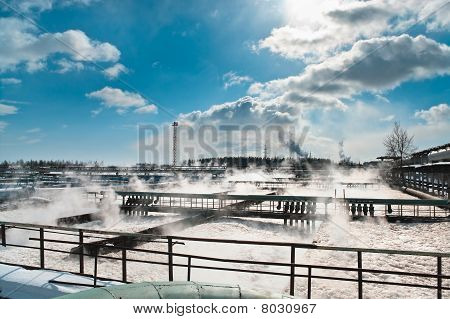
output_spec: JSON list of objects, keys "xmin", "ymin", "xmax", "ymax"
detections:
[
  {"xmin": 0, "ymin": 103, "xmax": 18, "ymax": 115},
  {"xmin": 179, "ymin": 34, "xmax": 450, "ymax": 160},
  {"xmin": 55, "ymin": 58, "xmax": 84, "ymax": 73},
  {"xmin": 250, "ymin": 35, "xmax": 450, "ymax": 109},
  {"xmin": 86, "ymin": 86, "xmax": 157, "ymax": 114},
  {"xmin": 179, "ymin": 96, "xmax": 300, "ymax": 127},
  {"xmin": 415, "ymin": 103, "xmax": 450, "ymax": 124},
  {"xmin": 0, "ymin": 17, "xmax": 120, "ymax": 73},
  {"xmin": 257, "ymin": 0, "xmax": 450, "ymax": 62},
  {"xmin": 102, "ymin": 63, "xmax": 129, "ymax": 79},
  {"xmin": 175, "ymin": 96, "xmax": 312, "ymax": 159},
  {"xmin": 222, "ymin": 71, "xmax": 253, "ymax": 89},
  {"xmin": 247, "ymin": 1, "xmax": 450, "ymax": 159},
  {"xmin": 408, "ymin": 103, "xmax": 450, "ymax": 149}
]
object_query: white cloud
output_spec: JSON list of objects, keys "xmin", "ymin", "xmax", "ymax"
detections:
[
  {"xmin": 86, "ymin": 86, "xmax": 157, "ymax": 114},
  {"xmin": 0, "ymin": 99, "xmax": 28, "ymax": 105},
  {"xmin": 103, "ymin": 63, "xmax": 129, "ymax": 79},
  {"xmin": 10, "ymin": 0, "xmax": 53, "ymax": 13},
  {"xmin": 53, "ymin": 30, "xmax": 120, "ymax": 62},
  {"xmin": 0, "ymin": 17, "xmax": 120, "ymax": 73},
  {"xmin": 55, "ymin": 58, "xmax": 84, "ymax": 73},
  {"xmin": 417, "ymin": 0, "xmax": 450, "ymax": 31},
  {"xmin": 134, "ymin": 105, "xmax": 158, "ymax": 114},
  {"xmin": 5, "ymin": 0, "xmax": 98, "ymax": 14},
  {"xmin": 380, "ymin": 114, "xmax": 395, "ymax": 122},
  {"xmin": 180, "ymin": 34, "xmax": 450, "ymax": 161},
  {"xmin": 415, "ymin": 103, "xmax": 450, "ymax": 124},
  {"xmin": 0, "ymin": 103, "xmax": 18, "ymax": 115},
  {"xmin": 375, "ymin": 94, "xmax": 390, "ymax": 103},
  {"xmin": 0, "ymin": 77, "xmax": 21, "ymax": 85},
  {"xmin": 179, "ymin": 96, "xmax": 300, "ymax": 127},
  {"xmin": 258, "ymin": 0, "xmax": 450, "ymax": 62},
  {"xmin": 87, "ymin": 87, "xmax": 146, "ymax": 108},
  {"xmin": 250, "ymin": 35, "xmax": 450, "ymax": 110},
  {"xmin": 61, "ymin": 0, "xmax": 99, "ymax": 7},
  {"xmin": 223, "ymin": 71, "xmax": 253, "ymax": 89},
  {"xmin": 409, "ymin": 104, "xmax": 450, "ymax": 150},
  {"xmin": 177, "ymin": 96, "xmax": 311, "ymax": 158}
]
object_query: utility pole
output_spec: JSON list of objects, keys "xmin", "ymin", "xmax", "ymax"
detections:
[{"xmin": 172, "ymin": 122, "xmax": 178, "ymax": 167}]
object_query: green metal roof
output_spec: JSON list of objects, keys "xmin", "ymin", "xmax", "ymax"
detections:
[{"xmin": 56, "ymin": 281, "xmax": 294, "ymax": 299}]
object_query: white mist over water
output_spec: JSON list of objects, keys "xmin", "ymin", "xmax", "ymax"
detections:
[
  {"xmin": 0, "ymin": 168, "xmax": 448, "ymax": 298},
  {"xmin": 1, "ymin": 187, "xmax": 97, "ymax": 224}
]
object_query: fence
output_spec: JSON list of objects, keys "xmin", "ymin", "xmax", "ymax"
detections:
[{"xmin": 0, "ymin": 221, "xmax": 449, "ymax": 298}]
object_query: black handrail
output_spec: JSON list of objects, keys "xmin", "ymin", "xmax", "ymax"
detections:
[{"xmin": 0, "ymin": 221, "xmax": 448, "ymax": 299}]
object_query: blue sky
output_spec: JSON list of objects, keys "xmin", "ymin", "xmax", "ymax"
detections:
[{"xmin": 0, "ymin": 0, "xmax": 449, "ymax": 164}]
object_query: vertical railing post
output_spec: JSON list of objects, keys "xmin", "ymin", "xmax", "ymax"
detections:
[
  {"xmin": 122, "ymin": 248, "xmax": 127, "ymax": 283},
  {"xmin": 39, "ymin": 228, "xmax": 45, "ymax": 269},
  {"xmin": 187, "ymin": 257, "xmax": 192, "ymax": 281},
  {"xmin": 307, "ymin": 266, "xmax": 312, "ymax": 299},
  {"xmin": 79, "ymin": 230, "xmax": 84, "ymax": 274},
  {"xmin": 1, "ymin": 224, "xmax": 6, "ymax": 247},
  {"xmin": 290, "ymin": 245, "xmax": 296, "ymax": 296},
  {"xmin": 168, "ymin": 237, "xmax": 173, "ymax": 281},
  {"xmin": 357, "ymin": 251, "xmax": 363, "ymax": 299},
  {"xmin": 93, "ymin": 246, "xmax": 99, "ymax": 288},
  {"xmin": 437, "ymin": 256, "xmax": 442, "ymax": 299}
]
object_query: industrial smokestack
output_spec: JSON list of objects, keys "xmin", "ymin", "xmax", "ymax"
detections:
[{"xmin": 172, "ymin": 122, "xmax": 178, "ymax": 167}]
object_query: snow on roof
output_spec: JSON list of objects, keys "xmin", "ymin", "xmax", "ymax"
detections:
[
  {"xmin": 401, "ymin": 161, "xmax": 450, "ymax": 168},
  {"xmin": 412, "ymin": 143, "xmax": 450, "ymax": 157}
]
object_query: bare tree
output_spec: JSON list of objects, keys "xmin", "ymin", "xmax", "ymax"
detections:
[{"xmin": 383, "ymin": 122, "xmax": 416, "ymax": 182}]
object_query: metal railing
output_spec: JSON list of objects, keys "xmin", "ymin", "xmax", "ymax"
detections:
[
  {"xmin": 0, "ymin": 221, "xmax": 449, "ymax": 298},
  {"xmin": 114, "ymin": 191, "xmax": 449, "ymax": 218}
]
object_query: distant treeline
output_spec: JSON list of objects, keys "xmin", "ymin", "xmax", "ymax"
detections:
[
  {"xmin": 0, "ymin": 160, "xmax": 102, "ymax": 169},
  {"xmin": 183, "ymin": 156, "xmax": 358, "ymax": 170},
  {"xmin": 187, "ymin": 156, "xmax": 286, "ymax": 168},
  {"xmin": 2, "ymin": 156, "xmax": 364, "ymax": 171}
]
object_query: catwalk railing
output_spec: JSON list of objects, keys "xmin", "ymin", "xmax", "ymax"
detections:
[
  {"xmin": 114, "ymin": 191, "xmax": 449, "ymax": 218},
  {"xmin": 1, "ymin": 221, "xmax": 449, "ymax": 298}
]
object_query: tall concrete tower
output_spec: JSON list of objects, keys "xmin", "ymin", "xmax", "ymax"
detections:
[{"xmin": 172, "ymin": 121, "xmax": 178, "ymax": 167}]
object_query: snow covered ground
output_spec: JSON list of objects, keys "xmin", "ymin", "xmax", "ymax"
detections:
[
  {"xmin": 0, "ymin": 169, "xmax": 448, "ymax": 298},
  {"xmin": 301, "ymin": 216, "xmax": 450, "ymax": 298}
]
